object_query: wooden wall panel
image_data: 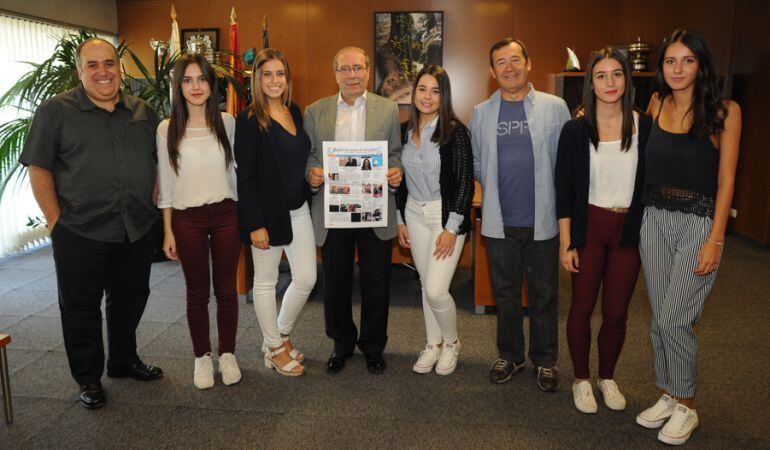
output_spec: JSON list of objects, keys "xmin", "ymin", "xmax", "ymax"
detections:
[
  {"xmin": 117, "ymin": 1, "xmax": 310, "ymax": 106},
  {"xmin": 115, "ymin": 1, "xmax": 767, "ymax": 244},
  {"xmin": 614, "ymin": 0, "xmax": 735, "ymax": 76},
  {"xmin": 512, "ymin": 0, "xmax": 735, "ymax": 96},
  {"xmin": 513, "ymin": 0, "xmax": 617, "ymax": 93},
  {"xmin": 729, "ymin": 0, "xmax": 770, "ymax": 244},
  {"xmin": 117, "ymin": 0, "xmax": 735, "ymax": 119}
]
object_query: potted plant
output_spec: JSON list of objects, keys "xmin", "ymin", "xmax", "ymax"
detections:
[{"xmin": 0, "ymin": 29, "xmax": 247, "ymax": 219}]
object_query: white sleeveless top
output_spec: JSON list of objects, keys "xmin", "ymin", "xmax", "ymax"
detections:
[
  {"xmin": 588, "ymin": 112, "xmax": 639, "ymax": 209},
  {"xmin": 156, "ymin": 112, "xmax": 237, "ymax": 210}
]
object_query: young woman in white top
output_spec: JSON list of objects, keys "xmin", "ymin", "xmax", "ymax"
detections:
[
  {"xmin": 555, "ymin": 48, "xmax": 652, "ymax": 413},
  {"xmin": 157, "ymin": 53, "xmax": 241, "ymax": 389}
]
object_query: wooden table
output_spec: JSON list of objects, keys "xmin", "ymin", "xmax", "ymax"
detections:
[
  {"xmin": 0, "ymin": 333, "xmax": 12, "ymax": 424},
  {"xmin": 471, "ymin": 181, "xmax": 528, "ymax": 314}
]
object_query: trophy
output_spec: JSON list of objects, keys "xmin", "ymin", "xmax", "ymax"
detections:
[
  {"xmin": 149, "ymin": 39, "xmax": 168, "ymax": 55},
  {"xmin": 565, "ymin": 47, "xmax": 581, "ymax": 72},
  {"xmin": 186, "ymin": 34, "xmax": 214, "ymax": 62},
  {"xmin": 628, "ymin": 36, "xmax": 651, "ymax": 72}
]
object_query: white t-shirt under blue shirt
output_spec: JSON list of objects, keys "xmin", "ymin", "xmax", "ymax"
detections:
[{"xmin": 497, "ymin": 99, "xmax": 535, "ymax": 228}]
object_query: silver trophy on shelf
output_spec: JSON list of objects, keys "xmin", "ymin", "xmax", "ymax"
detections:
[
  {"xmin": 628, "ymin": 36, "xmax": 651, "ymax": 72},
  {"xmin": 149, "ymin": 39, "xmax": 169, "ymax": 56}
]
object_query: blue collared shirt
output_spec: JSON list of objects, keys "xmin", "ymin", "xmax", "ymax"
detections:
[{"xmin": 469, "ymin": 83, "xmax": 571, "ymax": 240}]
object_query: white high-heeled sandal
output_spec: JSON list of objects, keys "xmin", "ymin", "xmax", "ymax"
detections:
[
  {"xmin": 281, "ymin": 335, "xmax": 305, "ymax": 362},
  {"xmin": 264, "ymin": 345, "xmax": 304, "ymax": 377}
]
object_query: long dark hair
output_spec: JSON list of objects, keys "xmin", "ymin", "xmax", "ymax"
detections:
[
  {"xmin": 407, "ymin": 65, "xmax": 459, "ymax": 145},
  {"xmin": 248, "ymin": 48, "xmax": 293, "ymax": 130},
  {"xmin": 167, "ymin": 53, "xmax": 232, "ymax": 174},
  {"xmin": 655, "ymin": 29, "xmax": 727, "ymax": 140},
  {"xmin": 582, "ymin": 47, "xmax": 636, "ymax": 151}
]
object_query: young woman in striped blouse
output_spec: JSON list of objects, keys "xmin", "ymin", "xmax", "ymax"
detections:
[{"xmin": 396, "ymin": 65, "xmax": 474, "ymax": 376}]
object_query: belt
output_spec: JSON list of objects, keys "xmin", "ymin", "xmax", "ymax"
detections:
[{"xmin": 600, "ymin": 206, "xmax": 630, "ymax": 214}]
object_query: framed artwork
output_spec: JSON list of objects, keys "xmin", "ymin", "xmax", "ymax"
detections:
[
  {"xmin": 181, "ymin": 28, "xmax": 219, "ymax": 62},
  {"xmin": 373, "ymin": 11, "xmax": 444, "ymax": 104}
]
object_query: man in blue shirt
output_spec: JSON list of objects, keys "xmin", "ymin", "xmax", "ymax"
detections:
[{"xmin": 470, "ymin": 38, "xmax": 570, "ymax": 392}]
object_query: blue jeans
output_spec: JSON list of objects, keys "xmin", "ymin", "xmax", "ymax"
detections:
[{"xmin": 486, "ymin": 228, "xmax": 559, "ymax": 367}]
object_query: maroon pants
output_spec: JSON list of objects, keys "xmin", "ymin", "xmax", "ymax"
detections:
[
  {"xmin": 172, "ymin": 199, "xmax": 241, "ymax": 357},
  {"xmin": 567, "ymin": 205, "xmax": 640, "ymax": 380}
]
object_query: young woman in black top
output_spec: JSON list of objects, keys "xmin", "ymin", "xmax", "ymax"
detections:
[
  {"xmin": 234, "ymin": 48, "xmax": 315, "ymax": 377},
  {"xmin": 635, "ymin": 30, "xmax": 741, "ymax": 445},
  {"xmin": 396, "ymin": 65, "xmax": 474, "ymax": 375},
  {"xmin": 556, "ymin": 48, "xmax": 651, "ymax": 414}
]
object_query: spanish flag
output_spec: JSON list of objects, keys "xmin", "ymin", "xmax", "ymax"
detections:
[{"xmin": 226, "ymin": 7, "xmax": 245, "ymax": 115}]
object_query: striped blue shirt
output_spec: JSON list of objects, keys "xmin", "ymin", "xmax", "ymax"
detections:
[{"xmin": 400, "ymin": 117, "xmax": 464, "ymax": 232}]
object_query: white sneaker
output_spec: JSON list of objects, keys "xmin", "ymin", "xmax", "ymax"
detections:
[
  {"xmin": 218, "ymin": 353, "xmax": 242, "ymax": 386},
  {"xmin": 636, "ymin": 393, "xmax": 677, "ymax": 428},
  {"xmin": 412, "ymin": 344, "xmax": 441, "ymax": 374},
  {"xmin": 435, "ymin": 340, "xmax": 461, "ymax": 376},
  {"xmin": 193, "ymin": 353, "xmax": 215, "ymax": 389},
  {"xmin": 658, "ymin": 404, "xmax": 698, "ymax": 445},
  {"xmin": 597, "ymin": 379, "xmax": 627, "ymax": 411},
  {"xmin": 572, "ymin": 380, "xmax": 598, "ymax": 414}
]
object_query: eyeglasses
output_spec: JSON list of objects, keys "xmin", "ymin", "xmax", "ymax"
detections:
[{"xmin": 336, "ymin": 65, "xmax": 367, "ymax": 75}]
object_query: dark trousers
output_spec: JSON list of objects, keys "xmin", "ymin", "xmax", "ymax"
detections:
[
  {"xmin": 322, "ymin": 228, "xmax": 392, "ymax": 356},
  {"xmin": 172, "ymin": 199, "xmax": 241, "ymax": 357},
  {"xmin": 568, "ymin": 206, "xmax": 640, "ymax": 380},
  {"xmin": 486, "ymin": 227, "xmax": 559, "ymax": 367},
  {"xmin": 51, "ymin": 224, "xmax": 154, "ymax": 385}
]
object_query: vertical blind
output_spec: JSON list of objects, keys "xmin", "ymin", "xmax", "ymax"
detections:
[{"xmin": 0, "ymin": 13, "xmax": 114, "ymax": 256}]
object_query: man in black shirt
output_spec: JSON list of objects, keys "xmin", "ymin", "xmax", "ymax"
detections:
[{"xmin": 20, "ymin": 38, "xmax": 163, "ymax": 410}]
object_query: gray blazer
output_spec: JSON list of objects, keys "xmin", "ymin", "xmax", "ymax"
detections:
[{"xmin": 304, "ymin": 92, "xmax": 403, "ymax": 246}]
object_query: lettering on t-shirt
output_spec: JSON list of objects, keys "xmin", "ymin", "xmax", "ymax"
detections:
[{"xmin": 497, "ymin": 120, "xmax": 529, "ymax": 136}]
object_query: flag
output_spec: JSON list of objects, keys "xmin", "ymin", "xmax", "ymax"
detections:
[
  {"xmin": 226, "ymin": 7, "xmax": 245, "ymax": 115},
  {"xmin": 262, "ymin": 15, "xmax": 269, "ymax": 49},
  {"xmin": 169, "ymin": 4, "xmax": 181, "ymax": 58}
]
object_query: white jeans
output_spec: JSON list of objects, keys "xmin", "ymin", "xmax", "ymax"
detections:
[
  {"xmin": 251, "ymin": 203, "xmax": 317, "ymax": 349},
  {"xmin": 405, "ymin": 198, "xmax": 465, "ymax": 345}
]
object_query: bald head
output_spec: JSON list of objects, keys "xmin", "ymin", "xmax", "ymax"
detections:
[
  {"xmin": 76, "ymin": 37, "xmax": 119, "ymax": 69},
  {"xmin": 333, "ymin": 46, "xmax": 370, "ymax": 71}
]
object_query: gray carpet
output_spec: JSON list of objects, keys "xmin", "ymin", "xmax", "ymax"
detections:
[{"xmin": 0, "ymin": 236, "xmax": 768, "ymax": 449}]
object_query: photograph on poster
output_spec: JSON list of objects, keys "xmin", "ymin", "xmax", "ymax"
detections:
[{"xmin": 374, "ymin": 11, "xmax": 443, "ymax": 104}]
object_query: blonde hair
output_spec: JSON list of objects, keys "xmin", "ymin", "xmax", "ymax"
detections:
[{"xmin": 249, "ymin": 48, "xmax": 293, "ymax": 130}]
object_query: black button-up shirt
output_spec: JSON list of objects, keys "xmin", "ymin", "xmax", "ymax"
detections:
[{"xmin": 20, "ymin": 85, "xmax": 160, "ymax": 243}]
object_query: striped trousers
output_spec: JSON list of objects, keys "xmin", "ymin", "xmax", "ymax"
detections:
[{"xmin": 639, "ymin": 207, "xmax": 717, "ymax": 398}]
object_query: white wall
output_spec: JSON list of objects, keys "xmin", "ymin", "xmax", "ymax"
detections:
[{"xmin": 0, "ymin": 0, "xmax": 117, "ymax": 33}]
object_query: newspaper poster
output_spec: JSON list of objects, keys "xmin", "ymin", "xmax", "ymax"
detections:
[{"xmin": 323, "ymin": 140, "xmax": 388, "ymax": 228}]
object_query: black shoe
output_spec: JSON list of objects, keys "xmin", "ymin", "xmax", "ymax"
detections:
[
  {"xmin": 365, "ymin": 354, "xmax": 386, "ymax": 375},
  {"xmin": 79, "ymin": 383, "xmax": 106, "ymax": 410},
  {"xmin": 107, "ymin": 361, "xmax": 164, "ymax": 381},
  {"xmin": 536, "ymin": 366, "xmax": 559, "ymax": 392},
  {"xmin": 325, "ymin": 353, "xmax": 348, "ymax": 375},
  {"xmin": 488, "ymin": 358, "xmax": 525, "ymax": 384}
]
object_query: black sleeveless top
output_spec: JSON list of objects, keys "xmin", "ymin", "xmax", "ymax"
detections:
[{"xmin": 643, "ymin": 107, "xmax": 720, "ymax": 217}]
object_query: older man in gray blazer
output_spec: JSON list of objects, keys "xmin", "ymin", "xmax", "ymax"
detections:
[{"xmin": 305, "ymin": 46, "xmax": 403, "ymax": 375}]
